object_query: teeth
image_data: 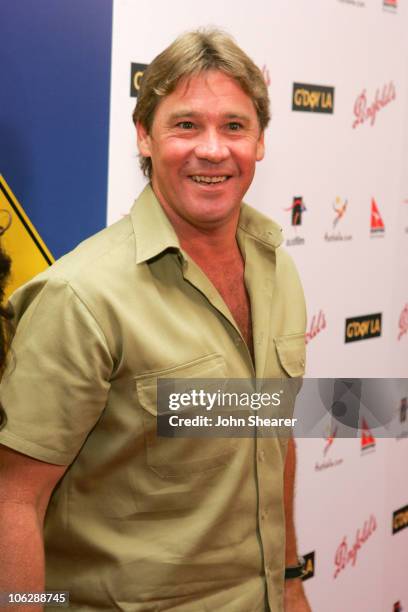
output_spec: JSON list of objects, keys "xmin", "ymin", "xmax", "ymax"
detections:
[{"xmin": 191, "ymin": 175, "xmax": 228, "ymax": 184}]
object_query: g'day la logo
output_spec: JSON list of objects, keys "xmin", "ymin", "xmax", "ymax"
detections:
[
  {"xmin": 392, "ymin": 504, "xmax": 408, "ymax": 534},
  {"xmin": 345, "ymin": 313, "xmax": 382, "ymax": 343},
  {"xmin": 130, "ymin": 63, "xmax": 148, "ymax": 98},
  {"xmin": 292, "ymin": 83, "xmax": 335, "ymax": 114},
  {"xmin": 393, "ymin": 602, "xmax": 403, "ymax": 612},
  {"xmin": 301, "ymin": 551, "xmax": 315, "ymax": 581}
]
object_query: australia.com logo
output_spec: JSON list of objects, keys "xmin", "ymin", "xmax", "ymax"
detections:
[
  {"xmin": 345, "ymin": 313, "xmax": 382, "ymax": 343},
  {"xmin": 292, "ymin": 83, "xmax": 335, "ymax": 114},
  {"xmin": 392, "ymin": 504, "xmax": 408, "ymax": 535},
  {"xmin": 130, "ymin": 62, "xmax": 148, "ymax": 98}
]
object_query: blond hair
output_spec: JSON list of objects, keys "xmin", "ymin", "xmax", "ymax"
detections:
[{"xmin": 132, "ymin": 28, "xmax": 270, "ymax": 179}]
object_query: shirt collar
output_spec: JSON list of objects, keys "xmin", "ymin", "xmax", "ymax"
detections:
[
  {"xmin": 131, "ymin": 184, "xmax": 181, "ymax": 264},
  {"xmin": 238, "ymin": 203, "xmax": 283, "ymax": 249},
  {"xmin": 130, "ymin": 183, "xmax": 283, "ymax": 264}
]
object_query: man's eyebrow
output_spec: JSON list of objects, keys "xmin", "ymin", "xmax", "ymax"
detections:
[
  {"xmin": 167, "ymin": 110, "xmax": 252, "ymax": 122},
  {"xmin": 168, "ymin": 110, "xmax": 201, "ymax": 120},
  {"xmin": 223, "ymin": 113, "xmax": 251, "ymax": 122}
]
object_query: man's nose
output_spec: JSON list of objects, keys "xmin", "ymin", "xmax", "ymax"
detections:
[{"xmin": 194, "ymin": 129, "xmax": 229, "ymax": 163}]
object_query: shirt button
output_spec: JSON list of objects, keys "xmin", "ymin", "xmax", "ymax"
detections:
[
  {"xmin": 258, "ymin": 449, "xmax": 265, "ymax": 462},
  {"xmin": 300, "ymin": 359, "xmax": 305, "ymax": 367},
  {"xmin": 261, "ymin": 510, "xmax": 268, "ymax": 521},
  {"xmin": 234, "ymin": 337, "xmax": 242, "ymax": 347}
]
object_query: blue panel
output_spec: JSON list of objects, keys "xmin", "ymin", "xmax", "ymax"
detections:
[{"xmin": 0, "ymin": 0, "xmax": 113, "ymax": 258}]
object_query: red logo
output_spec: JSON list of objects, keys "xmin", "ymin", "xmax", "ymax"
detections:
[
  {"xmin": 352, "ymin": 81, "xmax": 396, "ymax": 129},
  {"xmin": 324, "ymin": 425, "xmax": 337, "ymax": 456},
  {"xmin": 360, "ymin": 417, "xmax": 375, "ymax": 452},
  {"xmin": 334, "ymin": 514, "xmax": 377, "ymax": 578},
  {"xmin": 398, "ymin": 304, "xmax": 408, "ymax": 340},
  {"xmin": 384, "ymin": 0, "xmax": 397, "ymax": 9},
  {"xmin": 370, "ymin": 198, "xmax": 385, "ymax": 235},
  {"xmin": 306, "ymin": 310, "xmax": 326, "ymax": 344}
]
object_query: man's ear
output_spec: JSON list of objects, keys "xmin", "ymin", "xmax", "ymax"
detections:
[
  {"xmin": 256, "ymin": 131, "xmax": 265, "ymax": 162},
  {"xmin": 136, "ymin": 121, "xmax": 152, "ymax": 157}
]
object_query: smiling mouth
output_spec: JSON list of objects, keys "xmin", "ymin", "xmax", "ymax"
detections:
[{"xmin": 189, "ymin": 175, "xmax": 230, "ymax": 184}]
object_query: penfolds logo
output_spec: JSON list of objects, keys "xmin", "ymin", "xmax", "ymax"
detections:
[
  {"xmin": 333, "ymin": 514, "xmax": 377, "ymax": 578},
  {"xmin": 398, "ymin": 304, "xmax": 408, "ymax": 340},
  {"xmin": 352, "ymin": 81, "xmax": 396, "ymax": 129},
  {"xmin": 306, "ymin": 310, "xmax": 326, "ymax": 344}
]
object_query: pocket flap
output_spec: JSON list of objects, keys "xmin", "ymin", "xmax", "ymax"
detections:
[
  {"xmin": 135, "ymin": 353, "xmax": 226, "ymax": 416},
  {"xmin": 274, "ymin": 333, "xmax": 306, "ymax": 377}
]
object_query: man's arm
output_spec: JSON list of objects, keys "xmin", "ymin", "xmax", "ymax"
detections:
[
  {"xmin": 283, "ymin": 437, "xmax": 312, "ymax": 611},
  {"xmin": 0, "ymin": 445, "xmax": 66, "ymax": 611}
]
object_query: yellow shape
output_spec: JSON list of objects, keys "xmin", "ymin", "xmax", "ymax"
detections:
[{"xmin": 0, "ymin": 176, "xmax": 54, "ymax": 299}]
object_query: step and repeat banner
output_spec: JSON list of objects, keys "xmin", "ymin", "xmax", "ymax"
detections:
[{"xmin": 2, "ymin": 1, "xmax": 408, "ymax": 610}]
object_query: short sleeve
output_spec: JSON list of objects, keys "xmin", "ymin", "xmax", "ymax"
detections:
[{"xmin": 0, "ymin": 277, "xmax": 113, "ymax": 465}]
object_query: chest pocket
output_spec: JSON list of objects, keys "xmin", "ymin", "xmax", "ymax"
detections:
[
  {"xmin": 135, "ymin": 353, "xmax": 237, "ymax": 479},
  {"xmin": 274, "ymin": 332, "xmax": 306, "ymax": 378}
]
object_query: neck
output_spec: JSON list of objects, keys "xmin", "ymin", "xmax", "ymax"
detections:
[{"xmin": 154, "ymin": 196, "xmax": 241, "ymax": 262}]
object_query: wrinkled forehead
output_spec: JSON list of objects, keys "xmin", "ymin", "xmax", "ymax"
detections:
[{"xmin": 151, "ymin": 69, "xmax": 258, "ymax": 124}]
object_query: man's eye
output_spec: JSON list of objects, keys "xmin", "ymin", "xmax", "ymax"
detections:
[
  {"xmin": 227, "ymin": 122, "xmax": 243, "ymax": 131},
  {"xmin": 177, "ymin": 121, "xmax": 194, "ymax": 129}
]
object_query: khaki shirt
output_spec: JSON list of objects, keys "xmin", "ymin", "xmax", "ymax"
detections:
[{"xmin": 0, "ymin": 185, "xmax": 306, "ymax": 611}]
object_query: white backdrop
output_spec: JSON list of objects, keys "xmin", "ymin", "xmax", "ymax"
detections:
[{"xmin": 106, "ymin": 1, "xmax": 408, "ymax": 610}]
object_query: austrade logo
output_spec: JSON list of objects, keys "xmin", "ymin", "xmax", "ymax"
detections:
[
  {"xmin": 398, "ymin": 304, "xmax": 408, "ymax": 340},
  {"xmin": 324, "ymin": 197, "xmax": 352, "ymax": 242},
  {"xmin": 301, "ymin": 552, "xmax": 315, "ymax": 581},
  {"xmin": 353, "ymin": 81, "xmax": 396, "ymax": 129},
  {"xmin": 345, "ymin": 313, "xmax": 382, "ymax": 343},
  {"xmin": 130, "ymin": 63, "xmax": 148, "ymax": 98},
  {"xmin": 285, "ymin": 196, "xmax": 306, "ymax": 247},
  {"xmin": 306, "ymin": 310, "xmax": 326, "ymax": 344},
  {"xmin": 384, "ymin": 0, "xmax": 397, "ymax": 12},
  {"xmin": 360, "ymin": 417, "xmax": 376, "ymax": 454},
  {"xmin": 292, "ymin": 83, "xmax": 335, "ymax": 114},
  {"xmin": 370, "ymin": 198, "xmax": 385, "ymax": 237},
  {"xmin": 392, "ymin": 504, "xmax": 408, "ymax": 534},
  {"xmin": 333, "ymin": 514, "xmax": 377, "ymax": 578}
]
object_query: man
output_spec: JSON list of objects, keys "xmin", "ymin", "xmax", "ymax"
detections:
[{"xmin": 0, "ymin": 30, "xmax": 310, "ymax": 611}]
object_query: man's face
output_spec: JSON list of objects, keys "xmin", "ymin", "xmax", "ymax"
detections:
[{"xmin": 137, "ymin": 70, "xmax": 265, "ymax": 229}]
